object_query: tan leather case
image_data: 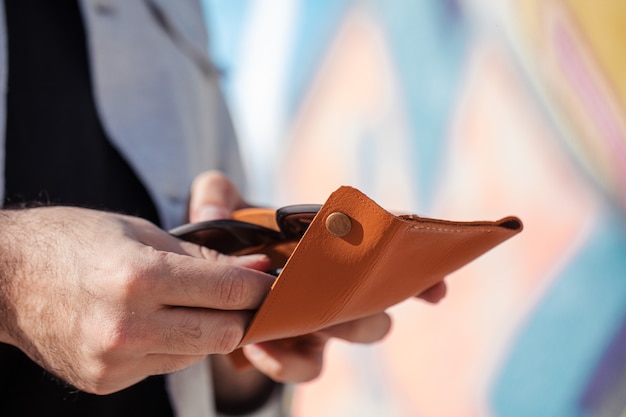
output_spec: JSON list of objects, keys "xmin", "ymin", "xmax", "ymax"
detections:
[{"xmin": 235, "ymin": 186, "xmax": 522, "ymax": 348}]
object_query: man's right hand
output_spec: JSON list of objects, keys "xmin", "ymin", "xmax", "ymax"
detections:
[{"xmin": 0, "ymin": 206, "xmax": 274, "ymax": 395}]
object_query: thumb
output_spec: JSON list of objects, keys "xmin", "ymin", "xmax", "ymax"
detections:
[
  {"xmin": 189, "ymin": 171, "xmax": 247, "ymax": 222},
  {"xmin": 194, "ymin": 205, "xmax": 231, "ymax": 222}
]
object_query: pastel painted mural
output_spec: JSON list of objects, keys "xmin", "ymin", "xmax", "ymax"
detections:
[{"xmin": 203, "ymin": 1, "xmax": 626, "ymax": 415}]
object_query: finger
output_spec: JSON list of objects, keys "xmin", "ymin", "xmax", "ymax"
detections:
[
  {"xmin": 177, "ymin": 241, "xmax": 272, "ymax": 272},
  {"xmin": 189, "ymin": 171, "xmax": 247, "ymax": 222},
  {"xmin": 149, "ymin": 251, "xmax": 274, "ymax": 310},
  {"xmin": 126, "ymin": 227, "xmax": 274, "ymax": 309},
  {"xmin": 145, "ymin": 307, "xmax": 255, "ymax": 355},
  {"xmin": 416, "ymin": 282, "xmax": 447, "ymax": 303},
  {"xmin": 318, "ymin": 312, "xmax": 392, "ymax": 343},
  {"xmin": 159, "ymin": 233, "xmax": 272, "ymax": 271},
  {"xmin": 243, "ymin": 337, "xmax": 327, "ymax": 383},
  {"xmin": 132, "ymin": 221, "xmax": 271, "ymax": 272}
]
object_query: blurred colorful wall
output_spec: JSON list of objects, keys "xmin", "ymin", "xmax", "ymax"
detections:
[{"xmin": 202, "ymin": 1, "xmax": 626, "ymax": 416}]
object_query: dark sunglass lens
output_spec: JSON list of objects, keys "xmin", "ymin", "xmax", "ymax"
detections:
[
  {"xmin": 277, "ymin": 204, "xmax": 322, "ymax": 238},
  {"xmin": 175, "ymin": 227, "xmax": 247, "ymax": 253},
  {"xmin": 282, "ymin": 214, "xmax": 314, "ymax": 237},
  {"xmin": 171, "ymin": 220, "xmax": 282, "ymax": 254}
]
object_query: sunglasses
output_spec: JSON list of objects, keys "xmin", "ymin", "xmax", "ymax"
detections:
[{"xmin": 170, "ymin": 204, "xmax": 322, "ymax": 256}]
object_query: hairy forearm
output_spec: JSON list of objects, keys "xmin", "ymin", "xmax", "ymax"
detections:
[
  {"xmin": 0, "ymin": 206, "xmax": 93, "ymax": 369},
  {"xmin": 0, "ymin": 203, "xmax": 280, "ymax": 395},
  {"xmin": 0, "ymin": 208, "xmax": 20, "ymax": 345},
  {"xmin": 0, "ymin": 210, "xmax": 8, "ymax": 341}
]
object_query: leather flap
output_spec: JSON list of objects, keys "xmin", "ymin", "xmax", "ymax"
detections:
[
  {"xmin": 238, "ymin": 186, "xmax": 522, "ymax": 346},
  {"xmin": 231, "ymin": 207, "xmax": 279, "ymax": 230}
]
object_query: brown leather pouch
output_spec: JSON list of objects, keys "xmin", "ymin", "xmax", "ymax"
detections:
[
  {"xmin": 173, "ymin": 186, "xmax": 522, "ymax": 367},
  {"xmin": 231, "ymin": 186, "xmax": 522, "ymax": 349}
]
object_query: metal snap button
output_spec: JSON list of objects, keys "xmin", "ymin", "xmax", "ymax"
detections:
[{"xmin": 325, "ymin": 212, "xmax": 352, "ymax": 237}]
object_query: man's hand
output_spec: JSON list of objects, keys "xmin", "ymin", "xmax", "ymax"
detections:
[
  {"xmin": 190, "ymin": 171, "xmax": 446, "ymax": 386},
  {"xmin": 0, "ymin": 205, "xmax": 274, "ymax": 395}
]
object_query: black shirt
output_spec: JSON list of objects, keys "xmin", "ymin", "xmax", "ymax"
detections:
[
  {"xmin": 3, "ymin": 0, "xmax": 160, "ymax": 222},
  {"xmin": 1, "ymin": 1, "xmax": 173, "ymax": 415}
]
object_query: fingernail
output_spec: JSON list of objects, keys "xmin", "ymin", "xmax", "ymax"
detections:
[{"xmin": 197, "ymin": 205, "xmax": 230, "ymax": 221}]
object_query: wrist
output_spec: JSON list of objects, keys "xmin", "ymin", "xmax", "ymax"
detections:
[{"xmin": 0, "ymin": 206, "xmax": 51, "ymax": 347}]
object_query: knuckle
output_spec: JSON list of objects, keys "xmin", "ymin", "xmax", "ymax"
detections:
[
  {"xmin": 213, "ymin": 318, "xmax": 244, "ymax": 353},
  {"xmin": 218, "ymin": 273, "xmax": 246, "ymax": 306},
  {"xmin": 199, "ymin": 245, "xmax": 221, "ymax": 262},
  {"xmin": 99, "ymin": 318, "xmax": 136, "ymax": 354},
  {"xmin": 163, "ymin": 317, "xmax": 203, "ymax": 353},
  {"xmin": 95, "ymin": 309, "xmax": 146, "ymax": 356},
  {"xmin": 79, "ymin": 321, "xmax": 142, "ymax": 395},
  {"xmin": 113, "ymin": 254, "xmax": 158, "ymax": 299}
]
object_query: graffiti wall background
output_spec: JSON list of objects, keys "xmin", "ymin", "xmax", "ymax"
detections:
[{"xmin": 202, "ymin": 1, "xmax": 626, "ymax": 416}]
